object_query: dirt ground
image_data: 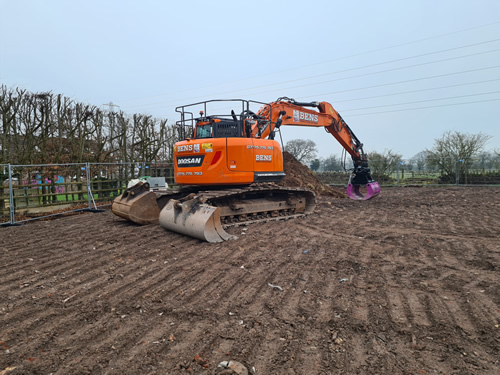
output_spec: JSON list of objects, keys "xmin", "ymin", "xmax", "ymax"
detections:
[{"xmin": 1, "ymin": 186, "xmax": 499, "ymax": 375}]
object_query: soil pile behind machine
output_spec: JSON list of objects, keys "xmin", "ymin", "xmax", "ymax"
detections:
[{"xmin": 112, "ymin": 98, "xmax": 380, "ymax": 242}]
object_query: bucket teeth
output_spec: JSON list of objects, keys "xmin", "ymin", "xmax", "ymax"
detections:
[{"xmin": 346, "ymin": 182, "xmax": 381, "ymax": 200}]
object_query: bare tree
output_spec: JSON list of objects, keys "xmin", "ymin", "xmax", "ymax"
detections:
[
  {"xmin": 367, "ymin": 149, "xmax": 402, "ymax": 181},
  {"xmin": 51, "ymin": 94, "xmax": 74, "ymax": 163},
  {"xmin": 16, "ymin": 92, "xmax": 43, "ymax": 163},
  {"xmin": 426, "ymin": 131, "xmax": 491, "ymax": 183},
  {"xmin": 409, "ymin": 151, "xmax": 432, "ymax": 172},
  {"xmin": 285, "ymin": 139, "xmax": 317, "ymax": 164},
  {"xmin": 0, "ymin": 86, "xmax": 25, "ymax": 164},
  {"xmin": 130, "ymin": 114, "xmax": 168, "ymax": 162},
  {"xmin": 0, "ymin": 85, "xmax": 178, "ymax": 167},
  {"xmin": 115, "ymin": 112, "xmax": 131, "ymax": 164},
  {"xmin": 88, "ymin": 108, "xmax": 111, "ymax": 163},
  {"xmin": 104, "ymin": 110, "xmax": 125, "ymax": 162},
  {"xmin": 321, "ymin": 154, "xmax": 343, "ymax": 171},
  {"xmin": 158, "ymin": 123, "xmax": 182, "ymax": 163}
]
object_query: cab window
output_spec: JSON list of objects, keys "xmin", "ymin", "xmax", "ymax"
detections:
[{"xmin": 196, "ymin": 124, "xmax": 213, "ymax": 138}]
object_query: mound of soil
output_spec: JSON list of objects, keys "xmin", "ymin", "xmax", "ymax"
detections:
[{"xmin": 279, "ymin": 152, "xmax": 345, "ymax": 197}]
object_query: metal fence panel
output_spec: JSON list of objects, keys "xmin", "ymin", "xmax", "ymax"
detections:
[
  {"xmin": 1, "ymin": 163, "xmax": 88, "ymax": 225},
  {"xmin": 86, "ymin": 163, "xmax": 133, "ymax": 207},
  {"xmin": 0, "ymin": 162, "xmax": 175, "ymax": 226}
]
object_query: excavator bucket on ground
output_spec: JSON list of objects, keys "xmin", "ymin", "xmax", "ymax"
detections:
[
  {"xmin": 159, "ymin": 197, "xmax": 237, "ymax": 243},
  {"xmin": 111, "ymin": 182, "xmax": 161, "ymax": 225},
  {"xmin": 346, "ymin": 181, "xmax": 381, "ymax": 200}
]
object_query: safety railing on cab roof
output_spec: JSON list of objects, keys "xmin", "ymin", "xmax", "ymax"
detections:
[{"xmin": 174, "ymin": 99, "xmax": 270, "ymax": 139}]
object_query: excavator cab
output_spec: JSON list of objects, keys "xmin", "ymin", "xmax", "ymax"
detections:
[{"xmin": 193, "ymin": 113, "xmax": 243, "ymax": 139}]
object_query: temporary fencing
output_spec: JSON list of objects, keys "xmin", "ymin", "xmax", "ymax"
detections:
[{"xmin": 0, "ymin": 162, "xmax": 174, "ymax": 226}]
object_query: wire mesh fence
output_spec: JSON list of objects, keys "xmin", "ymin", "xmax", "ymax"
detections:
[{"xmin": 0, "ymin": 162, "xmax": 174, "ymax": 225}]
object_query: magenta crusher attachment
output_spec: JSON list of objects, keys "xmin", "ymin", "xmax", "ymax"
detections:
[{"xmin": 346, "ymin": 181, "xmax": 381, "ymax": 200}]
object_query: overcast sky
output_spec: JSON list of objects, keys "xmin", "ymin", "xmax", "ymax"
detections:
[{"xmin": 1, "ymin": 0, "xmax": 499, "ymax": 159}]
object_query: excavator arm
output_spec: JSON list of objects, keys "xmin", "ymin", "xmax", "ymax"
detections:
[{"xmin": 245, "ymin": 97, "xmax": 380, "ymax": 200}]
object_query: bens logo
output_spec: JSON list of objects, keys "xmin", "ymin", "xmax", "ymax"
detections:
[
  {"xmin": 177, "ymin": 144, "xmax": 193, "ymax": 152},
  {"xmin": 177, "ymin": 155, "xmax": 205, "ymax": 168},
  {"xmin": 256, "ymin": 154, "xmax": 272, "ymax": 162},
  {"xmin": 293, "ymin": 110, "xmax": 318, "ymax": 123},
  {"xmin": 299, "ymin": 111, "xmax": 318, "ymax": 122}
]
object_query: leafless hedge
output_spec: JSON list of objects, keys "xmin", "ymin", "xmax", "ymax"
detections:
[{"xmin": 0, "ymin": 85, "xmax": 181, "ymax": 166}]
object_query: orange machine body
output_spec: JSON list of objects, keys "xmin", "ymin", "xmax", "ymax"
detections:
[{"xmin": 174, "ymin": 137, "xmax": 284, "ymax": 185}]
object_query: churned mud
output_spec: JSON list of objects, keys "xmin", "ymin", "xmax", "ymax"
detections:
[{"xmin": 1, "ymin": 185, "xmax": 499, "ymax": 374}]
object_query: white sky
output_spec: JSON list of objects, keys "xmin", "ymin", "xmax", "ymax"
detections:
[{"xmin": 1, "ymin": 0, "xmax": 499, "ymax": 160}]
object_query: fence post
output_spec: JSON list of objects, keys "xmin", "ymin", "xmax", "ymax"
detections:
[
  {"xmin": 8, "ymin": 164, "xmax": 15, "ymax": 225},
  {"xmin": 83, "ymin": 163, "xmax": 104, "ymax": 213},
  {"xmin": 464, "ymin": 158, "xmax": 468, "ymax": 185},
  {"xmin": 85, "ymin": 163, "xmax": 91, "ymax": 209},
  {"xmin": 455, "ymin": 159, "xmax": 464, "ymax": 185}
]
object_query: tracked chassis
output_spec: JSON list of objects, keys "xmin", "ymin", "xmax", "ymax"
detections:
[{"xmin": 112, "ymin": 182, "xmax": 316, "ymax": 242}]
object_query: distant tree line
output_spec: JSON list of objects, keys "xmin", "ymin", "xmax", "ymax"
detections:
[
  {"xmin": 0, "ymin": 85, "xmax": 181, "ymax": 165},
  {"xmin": 286, "ymin": 131, "xmax": 499, "ymax": 184}
]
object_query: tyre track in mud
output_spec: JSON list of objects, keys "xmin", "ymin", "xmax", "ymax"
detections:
[
  {"xmin": 1, "ymin": 224, "xmax": 185, "ymax": 328},
  {"xmin": 1, "ymin": 187, "xmax": 499, "ymax": 374},
  {"xmin": 303, "ymin": 191, "xmax": 498, "ymax": 374}
]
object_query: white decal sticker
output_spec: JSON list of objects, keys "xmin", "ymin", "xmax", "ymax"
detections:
[
  {"xmin": 178, "ymin": 144, "xmax": 193, "ymax": 152},
  {"xmin": 256, "ymin": 155, "xmax": 272, "ymax": 162}
]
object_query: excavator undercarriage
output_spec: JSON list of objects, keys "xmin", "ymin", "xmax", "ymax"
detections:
[{"xmin": 112, "ymin": 182, "xmax": 316, "ymax": 242}]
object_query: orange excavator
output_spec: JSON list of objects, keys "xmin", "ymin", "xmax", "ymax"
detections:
[{"xmin": 112, "ymin": 98, "xmax": 380, "ymax": 242}]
